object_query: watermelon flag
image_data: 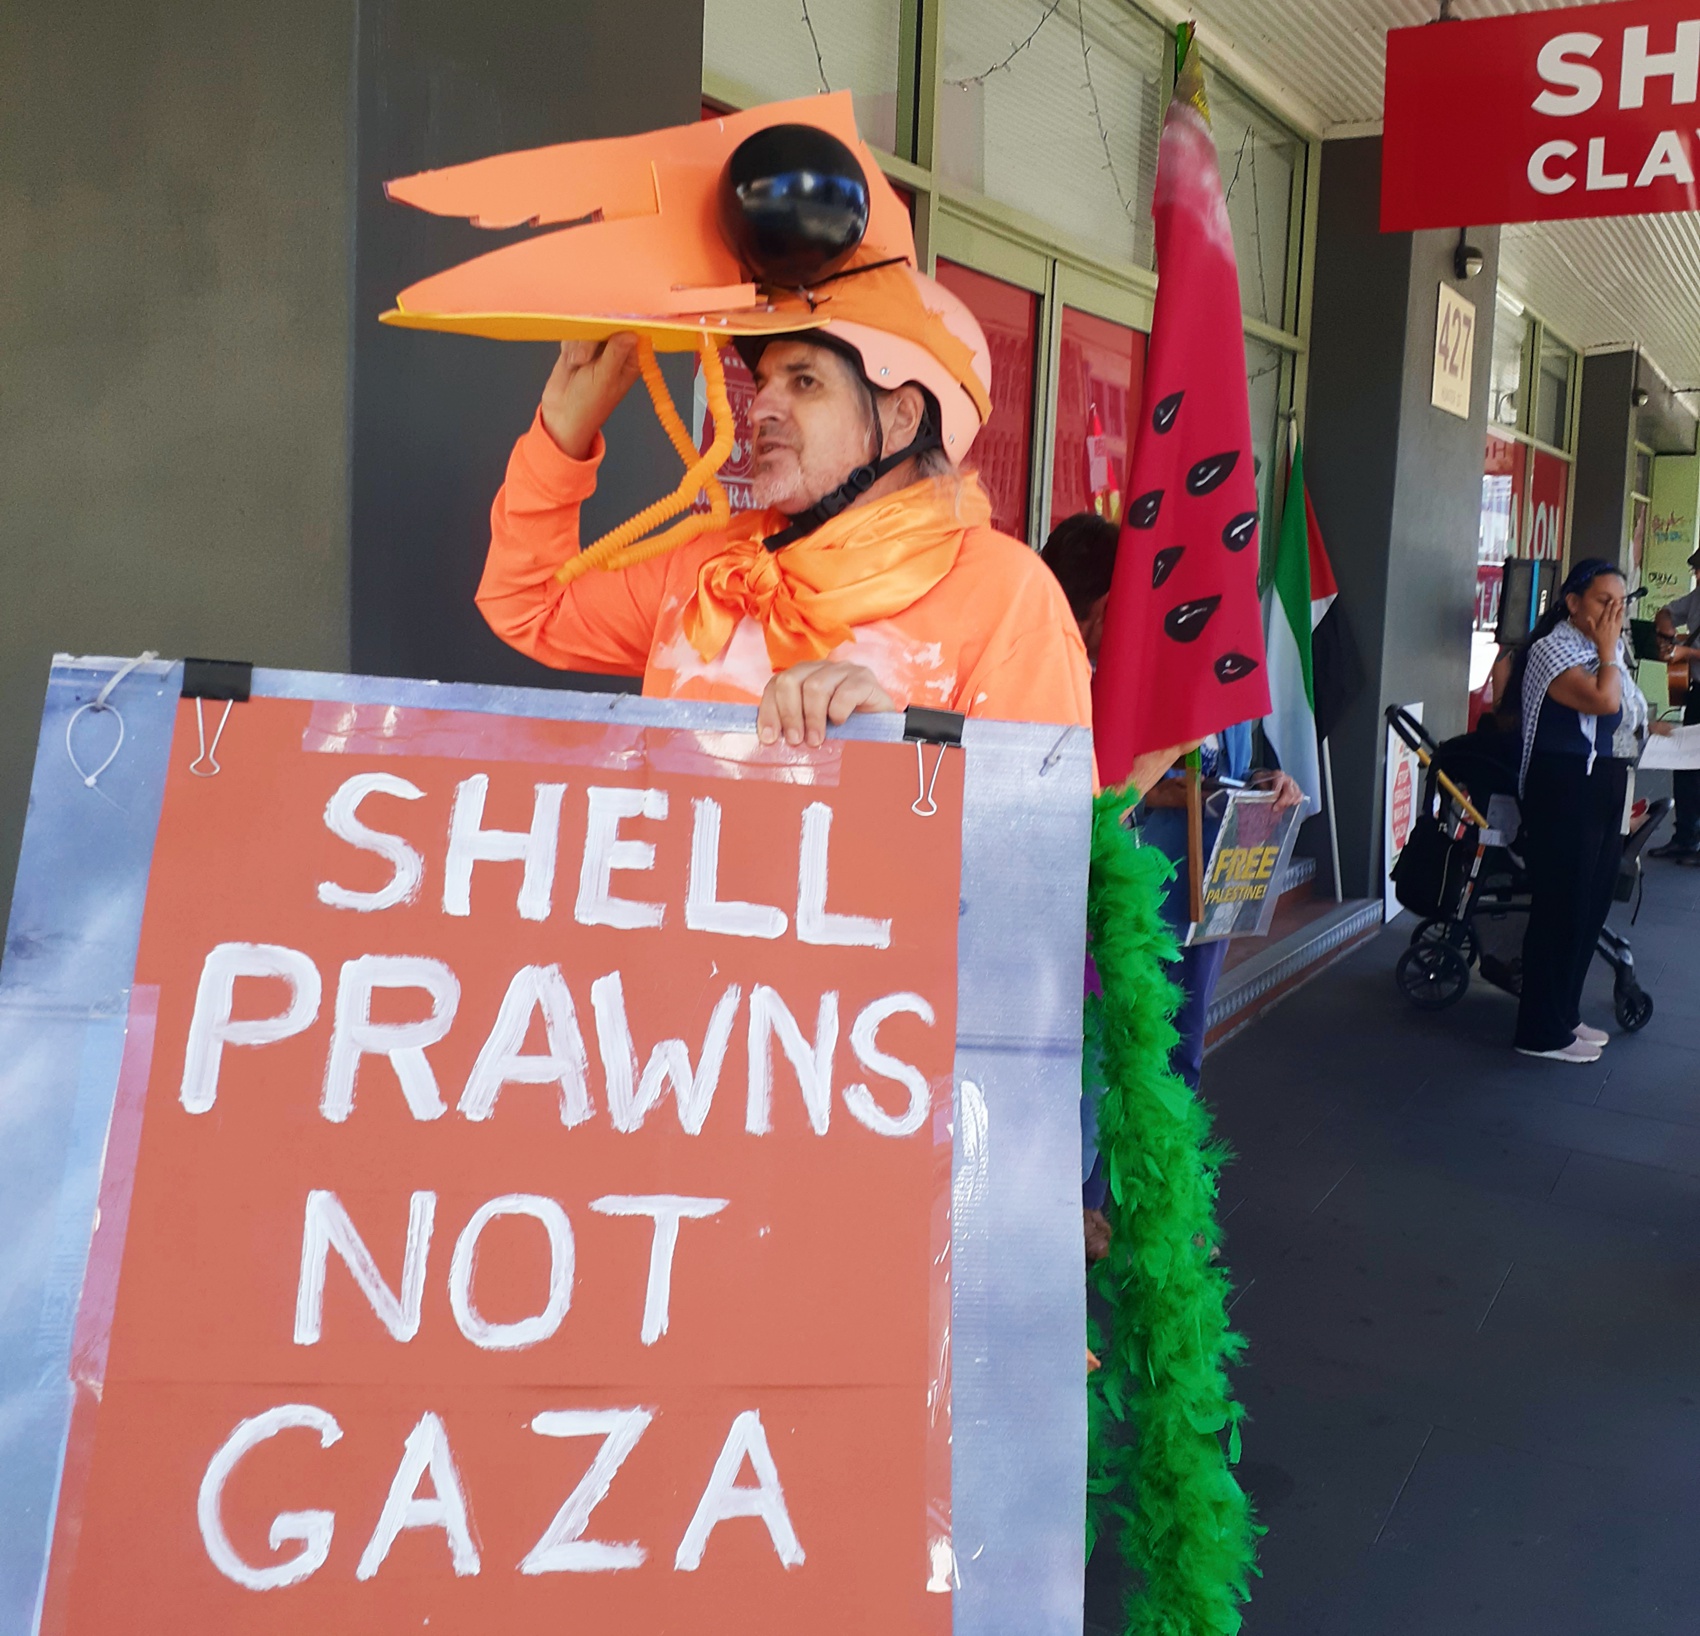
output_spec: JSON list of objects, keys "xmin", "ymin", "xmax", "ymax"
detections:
[
  {"xmin": 1092, "ymin": 31, "xmax": 1271, "ymax": 789},
  {"xmin": 1262, "ymin": 436, "xmax": 1327, "ymax": 815}
]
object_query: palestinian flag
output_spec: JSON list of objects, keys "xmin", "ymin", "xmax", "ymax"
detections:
[
  {"xmin": 1262, "ymin": 438, "xmax": 1329, "ymax": 814},
  {"xmin": 1091, "ymin": 32, "xmax": 1270, "ymax": 787},
  {"xmin": 1308, "ymin": 499, "xmax": 1364, "ymax": 746}
]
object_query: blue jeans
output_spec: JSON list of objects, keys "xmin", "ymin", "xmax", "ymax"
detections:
[{"xmin": 1082, "ymin": 807, "xmax": 1229, "ymax": 1208}]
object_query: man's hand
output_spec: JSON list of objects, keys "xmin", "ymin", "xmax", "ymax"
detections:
[
  {"xmin": 540, "ymin": 335, "xmax": 642, "ymax": 460},
  {"xmin": 1084, "ymin": 1208, "xmax": 1112, "ymax": 1265},
  {"xmin": 757, "ymin": 662, "xmax": 897, "ymax": 747},
  {"xmin": 1251, "ymin": 768, "xmax": 1306, "ymax": 813}
]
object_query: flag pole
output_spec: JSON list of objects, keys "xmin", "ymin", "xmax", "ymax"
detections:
[
  {"xmin": 1321, "ymin": 735, "xmax": 1344, "ymax": 903},
  {"xmin": 1186, "ymin": 747, "xmax": 1205, "ymax": 924}
]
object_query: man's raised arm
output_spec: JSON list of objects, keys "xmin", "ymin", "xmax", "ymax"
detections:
[{"xmin": 477, "ymin": 337, "xmax": 668, "ymax": 675}]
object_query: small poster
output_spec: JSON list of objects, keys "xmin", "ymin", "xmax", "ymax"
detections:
[
  {"xmin": 1193, "ymin": 791, "xmax": 1304, "ymax": 942},
  {"xmin": 1431, "ymin": 284, "xmax": 1476, "ymax": 421},
  {"xmin": 1384, "ymin": 703, "xmax": 1425, "ymax": 920}
]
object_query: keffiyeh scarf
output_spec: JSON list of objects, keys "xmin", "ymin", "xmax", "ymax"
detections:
[{"xmin": 1518, "ymin": 620, "xmax": 1647, "ymax": 794}]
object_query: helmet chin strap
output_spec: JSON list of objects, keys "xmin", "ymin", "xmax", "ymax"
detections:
[{"xmin": 764, "ymin": 418, "xmax": 943, "ymax": 552}]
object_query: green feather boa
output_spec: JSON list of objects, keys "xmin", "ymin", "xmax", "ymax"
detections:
[{"xmin": 1085, "ymin": 789, "xmax": 1262, "ymax": 1635}]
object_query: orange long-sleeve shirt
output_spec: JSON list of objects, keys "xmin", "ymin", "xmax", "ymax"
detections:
[{"xmin": 479, "ymin": 414, "xmax": 1093, "ymax": 730}]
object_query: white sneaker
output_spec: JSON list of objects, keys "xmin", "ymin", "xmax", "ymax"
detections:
[
  {"xmin": 1517, "ymin": 1038, "xmax": 1602, "ymax": 1064},
  {"xmin": 1574, "ymin": 1023, "xmax": 1610, "ymax": 1048}
]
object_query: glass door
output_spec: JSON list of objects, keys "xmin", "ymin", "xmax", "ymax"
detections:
[
  {"xmin": 1048, "ymin": 305, "xmax": 1147, "ymax": 535},
  {"xmin": 935, "ymin": 259, "xmax": 1040, "ymax": 539}
]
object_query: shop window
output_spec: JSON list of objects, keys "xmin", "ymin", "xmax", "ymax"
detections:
[
  {"xmin": 702, "ymin": 0, "xmax": 900, "ymax": 152},
  {"xmin": 1472, "ymin": 433, "xmax": 1524, "ymax": 712},
  {"xmin": 1049, "ymin": 307, "xmax": 1148, "ymax": 535},
  {"xmin": 1207, "ymin": 73, "xmax": 1300, "ymax": 331},
  {"xmin": 1245, "ymin": 335, "xmax": 1286, "ymax": 559},
  {"xmin": 1533, "ymin": 331, "xmax": 1575, "ymax": 450},
  {"xmin": 1480, "ymin": 432, "xmax": 1524, "ymax": 570},
  {"xmin": 938, "ymin": 0, "xmax": 1164, "ymax": 271},
  {"xmin": 1630, "ymin": 446, "xmax": 1654, "ymax": 572},
  {"xmin": 1478, "ymin": 431, "xmax": 1567, "ymax": 568},
  {"xmin": 1524, "ymin": 447, "xmax": 1569, "ymax": 562},
  {"xmin": 935, "ymin": 260, "xmax": 1038, "ymax": 540},
  {"xmin": 1489, "ymin": 293, "xmax": 1526, "ymax": 430}
]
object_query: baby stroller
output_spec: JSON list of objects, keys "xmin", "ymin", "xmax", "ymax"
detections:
[{"xmin": 1385, "ymin": 706, "xmax": 1666, "ymax": 1032}]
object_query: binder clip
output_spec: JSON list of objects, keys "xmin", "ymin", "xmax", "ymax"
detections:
[
  {"xmin": 181, "ymin": 658, "xmax": 253, "ymax": 778},
  {"xmin": 902, "ymin": 707, "xmax": 963, "ymax": 818}
]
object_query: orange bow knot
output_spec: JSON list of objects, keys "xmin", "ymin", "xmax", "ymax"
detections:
[
  {"xmin": 680, "ymin": 476, "xmax": 993, "ymax": 671},
  {"xmin": 689, "ymin": 539, "xmax": 859, "ymax": 671}
]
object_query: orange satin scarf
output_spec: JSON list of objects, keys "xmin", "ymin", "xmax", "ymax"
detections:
[{"xmin": 682, "ymin": 475, "xmax": 993, "ymax": 669}]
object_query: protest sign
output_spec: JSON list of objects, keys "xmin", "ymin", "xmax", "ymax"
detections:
[
  {"xmin": 2, "ymin": 663, "xmax": 1092, "ymax": 1636},
  {"xmin": 1194, "ymin": 791, "xmax": 1305, "ymax": 942}
]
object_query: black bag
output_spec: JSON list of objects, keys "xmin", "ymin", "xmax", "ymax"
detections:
[{"xmin": 1391, "ymin": 816, "xmax": 1471, "ymax": 918}]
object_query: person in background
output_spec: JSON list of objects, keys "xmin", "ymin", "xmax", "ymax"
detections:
[
  {"xmin": 1651, "ymin": 545, "xmax": 1700, "ymax": 863},
  {"xmin": 1512, "ymin": 559, "xmax": 1647, "ymax": 1063},
  {"xmin": 1042, "ymin": 513, "xmax": 1301, "ymax": 1245}
]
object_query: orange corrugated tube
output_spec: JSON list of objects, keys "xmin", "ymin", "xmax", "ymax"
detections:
[
  {"xmin": 641, "ymin": 336, "xmax": 705, "ymax": 468},
  {"xmin": 556, "ymin": 334, "xmax": 735, "ymax": 585}
]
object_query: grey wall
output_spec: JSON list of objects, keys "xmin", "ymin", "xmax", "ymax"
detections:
[
  {"xmin": 0, "ymin": 0, "xmax": 710, "ymax": 937},
  {"xmin": 0, "ymin": 0, "xmax": 354, "ymax": 934},
  {"xmin": 349, "ymin": 0, "xmax": 704, "ymax": 689},
  {"xmin": 1305, "ymin": 137, "xmax": 1499, "ymax": 897}
]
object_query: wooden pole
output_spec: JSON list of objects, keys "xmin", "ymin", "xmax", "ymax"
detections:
[{"xmin": 1186, "ymin": 748, "xmax": 1205, "ymax": 925}]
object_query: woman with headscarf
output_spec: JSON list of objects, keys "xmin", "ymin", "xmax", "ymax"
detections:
[{"xmin": 1511, "ymin": 558, "xmax": 1647, "ymax": 1063}]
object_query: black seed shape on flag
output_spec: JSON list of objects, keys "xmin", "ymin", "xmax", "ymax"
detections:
[
  {"xmin": 1151, "ymin": 546, "xmax": 1184, "ymax": 589},
  {"xmin": 1186, "ymin": 450, "xmax": 1240, "ymax": 495},
  {"xmin": 1214, "ymin": 652, "xmax": 1259, "ymax": 684},
  {"xmin": 1127, "ymin": 489, "xmax": 1163, "ymax": 529},
  {"xmin": 1222, "ymin": 512, "xmax": 1258, "ymax": 553},
  {"xmin": 1163, "ymin": 594, "xmax": 1221, "ymax": 643},
  {"xmin": 1152, "ymin": 391, "xmax": 1184, "ymax": 433}
]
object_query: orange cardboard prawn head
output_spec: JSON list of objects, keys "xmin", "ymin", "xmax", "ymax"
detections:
[{"xmin": 382, "ymin": 95, "xmax": 918, "ymax": 577}]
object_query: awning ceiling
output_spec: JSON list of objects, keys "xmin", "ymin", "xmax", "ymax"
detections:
[{"xmin": 1168, "ymin": 0, "xmax": 1700, "ymax": 398}]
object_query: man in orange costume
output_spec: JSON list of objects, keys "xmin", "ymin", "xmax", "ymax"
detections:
[{"xmin": 478, "ymin": 265, "xmax": 1092, "ymax": 743}]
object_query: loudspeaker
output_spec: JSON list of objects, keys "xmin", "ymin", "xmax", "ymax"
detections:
[{"xmin": 1495, "ymin": 558, "xmax": 1559, "ymax": 646}]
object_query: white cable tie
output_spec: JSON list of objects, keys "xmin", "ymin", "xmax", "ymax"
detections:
[{"xmin": 65, "ymin": 651, "xmax": 158, "ymax": 790}]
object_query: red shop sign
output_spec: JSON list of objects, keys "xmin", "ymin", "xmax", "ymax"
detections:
[{"xmin": 1383, "ymin": 0, "xmax": 1700, "ymax": 230}]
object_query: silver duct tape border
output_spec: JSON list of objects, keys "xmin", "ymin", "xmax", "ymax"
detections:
[{"xmin": 0, "ymin": 659, "xmax": 1094, "ymax": 1636}]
